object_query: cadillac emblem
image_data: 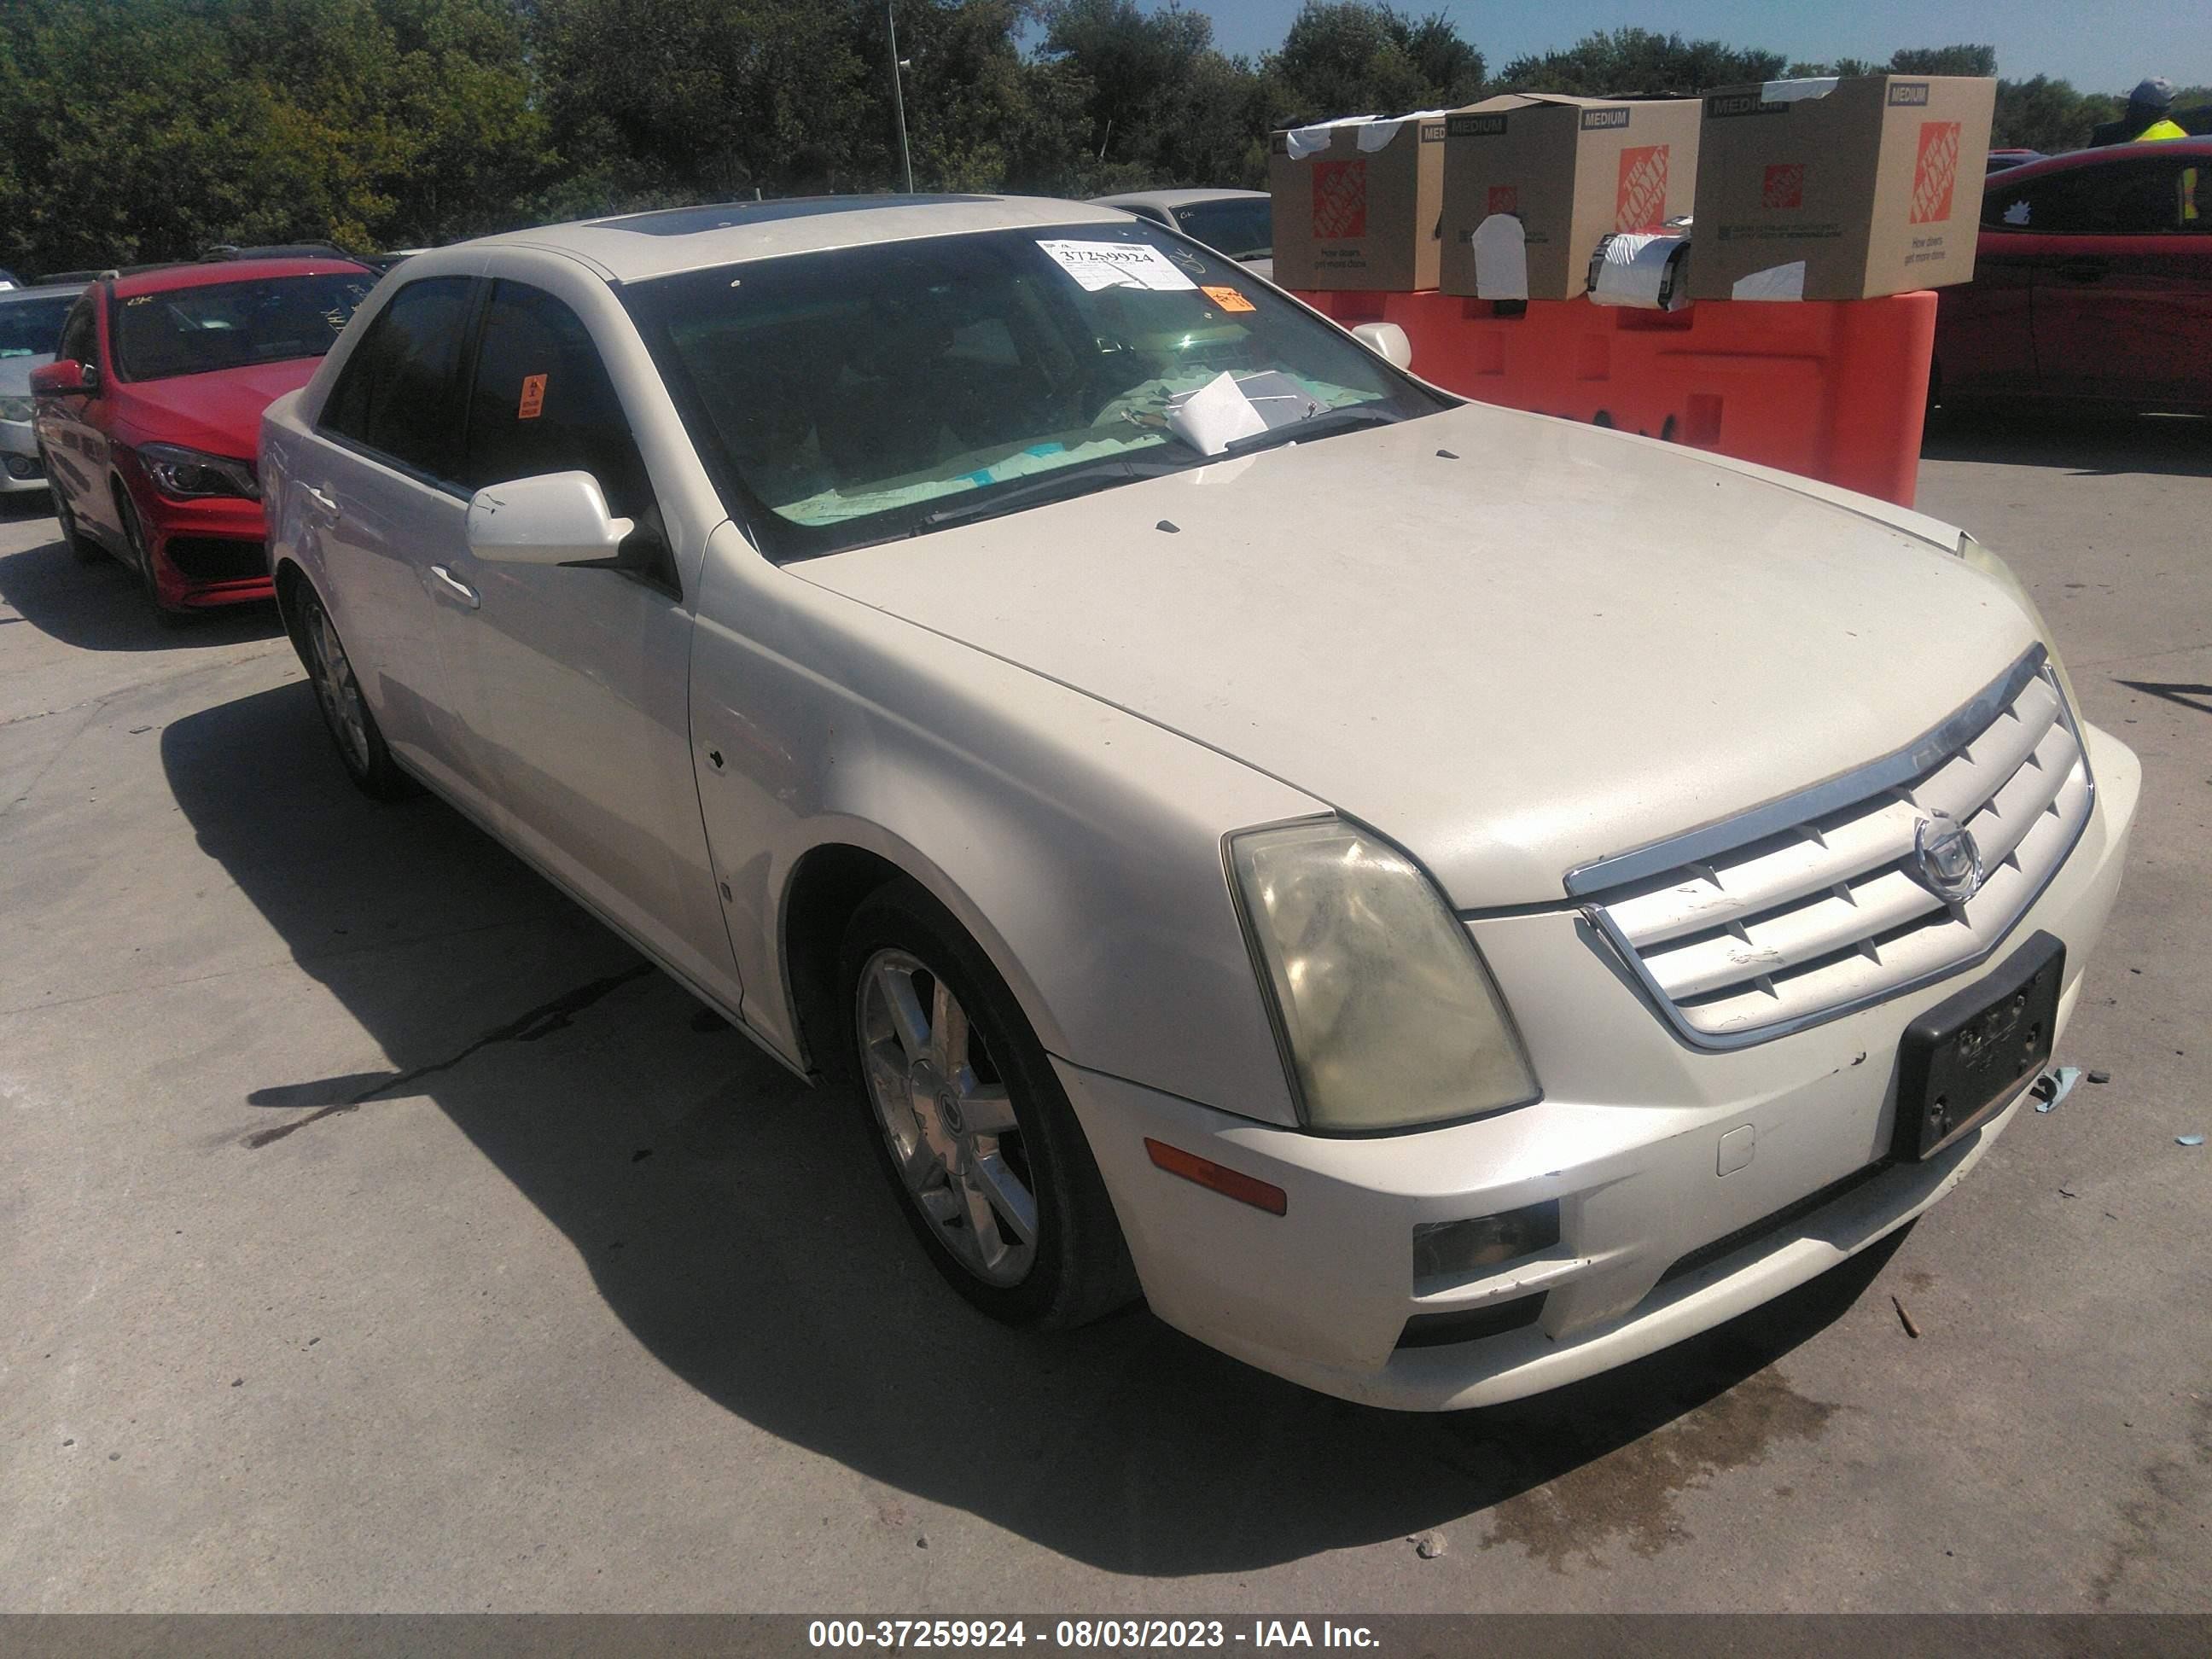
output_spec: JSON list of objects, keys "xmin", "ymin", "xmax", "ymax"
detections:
[{"xmin": 1913, "ymin": 810, "xmax": 1984, "ymax": 904}]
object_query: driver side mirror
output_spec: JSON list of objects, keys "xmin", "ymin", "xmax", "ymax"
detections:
[
  {"xmin": 465, "ymin": 471, "xmax": 636, "ymax": 567},
  {"xmin": 30, "ymin": 358, "xmax": 97, "ymax": 396},
  {"xmin": 1351, "ymin": 322, "xmax": 1413, "ymax": 372}
]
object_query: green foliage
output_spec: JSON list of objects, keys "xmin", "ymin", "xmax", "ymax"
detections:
[
  {"xmin": 0, "ymin": 5, "xmax": 2176, "ymax": 279},
  {"xmin": 0, "ymin": 0, "xmax": 545, "ymax": 273},
  {"xmin": 1499, "ymin": 28, "xmax": 1784, "ymax": 96},
  {"xmin": 1264, "ymin": 3, "xmax": 1483, "ymax": 125}
]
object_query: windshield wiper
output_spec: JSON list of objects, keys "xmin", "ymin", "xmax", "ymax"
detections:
[
  {"xmin": 916, "ymin": 457, "xmax": 1185, "ymax": 533},
  {"xmin": 1220, "ymin": 404, "xmax": 1401, "ymax": 459}
]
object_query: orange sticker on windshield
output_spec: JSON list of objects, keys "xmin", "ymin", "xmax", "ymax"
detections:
[
  {"xmin": 517, "ymin": 374, "xmax": 546, "ymax": 419},
  {"xmin": 1200, "ymin": 284, "xmax": 1254, "ymax": 313}
]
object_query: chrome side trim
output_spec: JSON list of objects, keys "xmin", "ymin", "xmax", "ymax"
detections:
[
  {"xmin": 1580, "ymin": 662, "xmax": 2096, "ymax": 1051},
  {"xmin": 1563, "ymin": 644, "xmax": 2048, "ymax": 899}
]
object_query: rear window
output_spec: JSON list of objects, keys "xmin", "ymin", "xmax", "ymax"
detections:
[
  {"xmin": 1171, "ymin": 197, "xmax": 1273, "ymax": 259},
  {"xmin": 112, "ymin": 272, "xmax": 375, "ymax": 381}
]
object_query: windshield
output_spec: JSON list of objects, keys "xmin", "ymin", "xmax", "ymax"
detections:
[
  {"xmin": 112, "ymin": 271, "xmax": 375, "ymax": 381},
  {"xmin": 626, "ymin": 221, "xmax": 1443, "ymax": 559},
  {"xmin": 0, "ymin": 295, "xmax": 75, "ymax": 358},
  {"xmin": 1172, "ymin": 197, "xmax": 1272, "ymax": 259}
]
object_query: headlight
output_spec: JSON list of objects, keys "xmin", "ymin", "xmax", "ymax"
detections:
[
  {"xmin": 137, "ymin": 441, "xmax": 259, "ymax": 501},
  {"xmin": 0, "ymin": 396, "xmax": 32, "ymax": 422},
  {"xmin": 1958, "ymin": 533, "xmax": 2077, "ymax": 713},
  {"xmin": 1226, "ymin": 818, "xmax": 1541, "ymax": 1132}
]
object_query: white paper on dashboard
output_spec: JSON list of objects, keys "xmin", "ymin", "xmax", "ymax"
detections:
[
  {"xmin": 1166, "ymin": 371, "xmax": 1268, "ymax": 457},
  {"xmin": 1035, "ymin": 240, "xmax": 1198, "ymax": 293}
]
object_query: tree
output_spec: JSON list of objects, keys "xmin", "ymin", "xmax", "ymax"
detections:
[
  {"xmin": 1037, "ymin": 0, "xmax": 1262, "ymax": 190},
  {"xmin": 1499, "ymin": 28, "xmax": 1783, "ymax": 96},
  {"xmin": 1265, "ymin": 3, "xmax": 1483, "ymax": 125},
  {"xmin": 1889, "ymin": 44, "xmax": 1998, "ymax": 78},
  {"xmin": 1992, "ymin": 75, "xmax": 2121, "ymax": 153}
]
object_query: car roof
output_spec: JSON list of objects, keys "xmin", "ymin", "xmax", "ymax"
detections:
[
  {"xmin": 1088, "ymin": 188, "xmax": 1269, "ymax": 210},
  {"xmin": 109, "ymin": 256, "xmax": 374, "ymax": 299},
  {"xmin": 1989, "ymin": 137, "xmax": 2212, "ymax": 186},
  {"xmin": 459, "ymin": 194, "xmax": 1135, "ymax": 284}
]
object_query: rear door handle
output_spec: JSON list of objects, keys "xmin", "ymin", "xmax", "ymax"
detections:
[{"xmin": 428, "ymin": 564, "xmax": 480, "ymax": 609}]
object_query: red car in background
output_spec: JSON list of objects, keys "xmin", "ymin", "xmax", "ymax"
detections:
[
  {"xmin": 32, "ymin": 257, "xmax": 375, "ymax": 620},
  {"xmin": 1933, "ymin": 139, "xmax": 2211, "ymax": 414}
]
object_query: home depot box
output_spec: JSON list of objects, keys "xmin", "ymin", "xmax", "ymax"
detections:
[
  {"xmin": 1268, "ymin": 111, "xmax": 1458, "ymax": 291},
  {"xmin": 1687, "ymin": 74, "xmax": 1995, "ymax": 300},
  {"xmin": 1440, "ymin": 94, "xmax": 1702, "ymax": 300}
]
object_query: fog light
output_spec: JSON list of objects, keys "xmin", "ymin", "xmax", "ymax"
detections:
[
  {"xmin": 3, "ymin": 455, "xmax": 38, "ymax": 480},
  {"xmin": 1412, "ymin": 1202, "xmax": 1560, "ymax": 1285}
]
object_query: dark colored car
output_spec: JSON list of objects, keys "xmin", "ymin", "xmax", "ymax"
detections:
[
  {"xmin": 1933, "ymin": 139, "xmax": 2211, "ymax": 414},
  {"xmin": 32, "ymin": 257, "xmax": 375, "ymax": 618}
]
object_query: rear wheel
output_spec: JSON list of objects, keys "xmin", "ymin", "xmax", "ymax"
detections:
[
  {"xmin": 840, "ymin": 879, "xmax": 1138, "ymax": 1330},
  {"xmin": 297, "ymin": 585, "xmax": 413, "ymax": 800}
]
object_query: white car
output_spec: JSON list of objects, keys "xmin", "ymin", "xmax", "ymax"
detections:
[
  {"xmin": 0, "ymin": 282, "xmax": 84, "ymax": 492},
  {"xmin": 260, "ymin": 196, "xmax": 2138, "ymax": 1411}
]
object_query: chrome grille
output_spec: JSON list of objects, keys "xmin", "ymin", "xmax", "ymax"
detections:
[{"xmin": 1572, "ymin": 649, "xmax": 2093, "ymax": 1048}]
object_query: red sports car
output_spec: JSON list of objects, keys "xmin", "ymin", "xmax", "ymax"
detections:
[
  {"xmin": 1933, "ymin": 139, "xmax": 2211, "ymax": 414},
  {"xmin": 32, "ymin": 257, "xmax": 375, "ymax": 619}
]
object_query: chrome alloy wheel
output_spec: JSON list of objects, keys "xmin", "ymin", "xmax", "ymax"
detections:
[
  {"xmin": 856, "ymin": 947, "xmax": 1038, "ymax": 1287},
  {"xmin": 306, "ymin": 603, "xmax": 373, "ymax": 774}
]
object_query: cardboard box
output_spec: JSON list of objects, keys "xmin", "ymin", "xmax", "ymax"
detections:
[
  {"xmin": 1268, "ymin": 112, "xmax": 1458, "ymax": 291},
  {"xmin": 1440, "ymin": 94, "xmax": 1703, "ymax": 300},
  {"xmin": 1687, "ymin": 74, "xmax": 1995, "ymax": 301}
]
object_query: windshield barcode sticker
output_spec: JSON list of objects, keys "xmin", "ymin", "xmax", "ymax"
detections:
[{"xmin": 1036, "ymin": 240, "xmax": 1197, "ymax": 293}]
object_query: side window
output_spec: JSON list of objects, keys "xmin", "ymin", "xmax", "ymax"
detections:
[
  {"xmin": 56, "ymin": 300, "xmax": 96, "ymax": 368},
  {"xmin": 460, "ymin": 281, "xmax": 652, "ymax": 519},
  {"xmin": 319, "ymin": 276, "xmax": 475, "ymax": 483},
  {"xmin": 1984, "ymin": 162, "xmax": 2190, "ymax": 235},
  {"xmin": 1129, "ymin": 206, "xmax": 1173, "ymax": 228}
]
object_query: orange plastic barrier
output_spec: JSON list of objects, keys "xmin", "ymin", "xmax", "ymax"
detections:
[{"xmin": 1293, "ymin": 288, "xmax": 1937, "ymax": 508}]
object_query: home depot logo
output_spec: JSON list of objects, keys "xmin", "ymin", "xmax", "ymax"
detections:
[
  {"xmin": 1312, "ymin": 159, "xmax": 1367, "ymax": 239},
  {"xmin": 1615, "ymin": 145, "xmax": 1669, "ymax": 230},
  {"xmin": 1487, "ymin": 184, "xmax": 1518, "ymax": 216},
  {"xmin": 1912, "ymin": 120, "xmax": 1961, "ymax": 223},
  {"xmin": 1762, "ymin": 163, "xmax": 1806, "ymax": 209}
]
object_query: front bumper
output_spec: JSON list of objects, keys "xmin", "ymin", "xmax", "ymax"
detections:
[
  {"xmin": 139, "ymin": 488, "xmax": 273, "ymax": 607},
  {"xmin": 0, "ymin": 419, "xmax": 46, "ymax": 492},
  {"xmin": 1061, "ymin": 723, "xmax": 2139, "ymax": 1410}
]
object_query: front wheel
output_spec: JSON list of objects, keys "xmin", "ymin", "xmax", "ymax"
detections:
[
  {"xmin": 116, "ymin": 491, "xmax": 187, "ymax": 626},
  {"xmin": 840, "ymin": 880, "xmax": 1138, "ymax": 1330},
  {"xmin": 296, "ymin": 585, "xmax": 413, "ymax": 800},
  {"xmin": 51, "ymin": 481, "xmax": 101, "ymax": 566}
]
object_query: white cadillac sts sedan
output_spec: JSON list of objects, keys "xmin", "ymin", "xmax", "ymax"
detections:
[{"xmin": 259, "ymin": 197, "xmax": 2139, "ymax": 1411}]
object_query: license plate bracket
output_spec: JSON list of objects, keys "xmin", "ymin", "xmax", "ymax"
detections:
[{"xmin": 1893, "ymin": 930, "xmax": 2065, "ymax": 1162}]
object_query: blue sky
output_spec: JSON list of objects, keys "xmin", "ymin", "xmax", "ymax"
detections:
[{"xmin": 1167, "ymin": 2, "xmax": 2209, "ymax": 95}]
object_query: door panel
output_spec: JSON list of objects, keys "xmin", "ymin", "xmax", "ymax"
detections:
[
  {"xmin": 306, "ymin": 275, "xmax": 481, "ymax": 791},
  {"xmin": 435, "ymin": 278, "xmax": 737, "ymax": 999},
  {"xmin": 1936, "ymin": 236, "xmax": 2039, "ymax": 399}
]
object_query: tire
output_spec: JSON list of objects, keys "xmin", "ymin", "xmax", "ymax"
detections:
[
  {"xmin": 839, "ymin": 878, "xmax": 1138, "ymax": 1330},
  {"xmin": 294, "ymin": 583, "xmax": 414, "ymax": 800},
  {"xmin": 51, "ymin": 483, "xmax": 101, "ymax": 566},
  {"xmin": 115, "ymin": 489, "xmax": 187, "ymax": 626}
]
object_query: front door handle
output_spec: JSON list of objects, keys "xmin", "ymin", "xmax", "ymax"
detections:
[
  {"xmin": 304, "ymin": 485, "xmax": 341, "ymax": 515},
  {"xmin": 428, "ymin": 564, "xmax": 480, "ymax": 609},
  {"xmin": 2055, "ymin": 261, "xmax": 2108, "ymax": 283}
]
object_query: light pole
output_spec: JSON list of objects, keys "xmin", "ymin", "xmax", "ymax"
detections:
[{"xmin": 887, "ymin": 1, "xmax": 915, "ymax": 194}]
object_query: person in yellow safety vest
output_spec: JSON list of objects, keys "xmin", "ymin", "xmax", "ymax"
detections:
[{"xmin": 2092, "ymin": 78, "xmax": 2190, "ymax": 144}]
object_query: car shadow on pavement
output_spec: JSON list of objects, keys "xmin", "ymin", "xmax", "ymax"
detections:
[
  {"xmin": 0, "ymin": 520, "xmax": 284, "ymax": 652},
  {"xmin": 1922, "ymin": 406, "xmax": 2212, "ymax": 479},
  {"xmin": 164, "ymin": 678, "xmax": 1906, "ymax": 1577}
]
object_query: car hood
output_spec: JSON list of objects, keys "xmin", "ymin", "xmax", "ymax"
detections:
[
  {"xmin": 119, "ymin": 358, "xmax": 324, "ymax": 459},
  {"xmin": 794, "ymin": 403, "xmax": 2038, "ymax": 909}
]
